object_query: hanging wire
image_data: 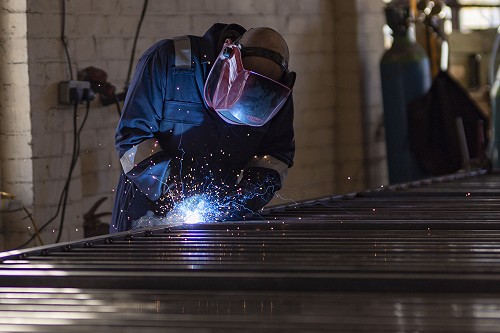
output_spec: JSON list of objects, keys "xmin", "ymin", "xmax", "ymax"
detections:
[
  {"xmin": 15, "ymin": 95, "xmax": 91, "ymax": 249},
  {"xmin": 55, "ymin": 97, "xmax": 91, "ymax": 243},
  {"xmin": 125, "ymin": 0, "xmax": 149, "ymax": 90},
  {"xmin": 61, "ymin": 0, "xmax": 73, "ymax": 80},
  {"xmin": 22, "ymin": 207, "xmax": 43, "ymax": 246},
  {"xmin": 13, "ymin": 0, "xmax": 149, "ymax": 249}
]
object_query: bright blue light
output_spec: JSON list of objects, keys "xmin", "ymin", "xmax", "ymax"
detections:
[
  {"xmin": 130, "ymin": 183, "xmax": 270, "ymax": 230},
  {"xmin": 131, "ymin": 194, "xmax": 223, "ymax": 229},
  {"xmin": 166, "ymin": 194, "xmax": 216, "ymax": 224}
]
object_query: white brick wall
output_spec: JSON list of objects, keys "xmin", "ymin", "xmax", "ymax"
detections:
[
  {"xmin": 0, "ymin": 0, "xmax": 388, "ymax": 250},
  {"xmin": 355, "ymin": 0, "xmax": 388, "ymax": 189},
  {"xmin": 0, "ymin": 0, "xmax": 34, "ymax": 250}
]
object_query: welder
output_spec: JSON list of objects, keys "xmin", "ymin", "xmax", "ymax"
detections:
[{"xmin": 110, "ymin": 23, "xmax": 296, "ymax": 232}]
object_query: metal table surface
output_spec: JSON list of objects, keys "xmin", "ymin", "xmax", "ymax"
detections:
[{"xmin": 2, "ymin": 170, "xmax": 500, "ymax": 332}]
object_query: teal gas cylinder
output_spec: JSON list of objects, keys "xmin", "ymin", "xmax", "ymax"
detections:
[
  {"xmin": 490, "ymin": 66, "xmax": 500, "ymax": 168},
  {"xmin": 488, "ymin": 29, "xmax": 500, "ymax": 169},
  {"xmin": 380, "ymin": 5, "xmax": 431, "ymax": 184}
]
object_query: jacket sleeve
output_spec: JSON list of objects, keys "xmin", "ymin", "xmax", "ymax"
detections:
[
  {"xmin": 226, "ymin": 95, "xmax": 295, "ymax": 218},
  {"xmin": 256, "ymin": 94, "xmax": 296, "ymax": 170},
  {"xmin": 115, "ymin": 41, "xmax": 172, "ymax": 201}
]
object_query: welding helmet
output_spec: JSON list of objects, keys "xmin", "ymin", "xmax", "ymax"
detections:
[{"xmin": 204, "ymin": 42, "xmax": 293, "ymax": 126}]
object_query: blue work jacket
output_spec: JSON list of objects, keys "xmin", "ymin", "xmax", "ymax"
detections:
[{"xmin": 111, "ymin": 24, "xmax": 295, "ymax": 232}]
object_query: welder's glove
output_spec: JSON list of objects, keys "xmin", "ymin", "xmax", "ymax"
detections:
[{"xmin": 220, "ymin": 167, "xmax": 282, "ymax": 221}]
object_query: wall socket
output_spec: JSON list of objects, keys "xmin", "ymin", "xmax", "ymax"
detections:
[{"xmin": 58, "ymin": 80, "xmax": 95, "ymax": 105}]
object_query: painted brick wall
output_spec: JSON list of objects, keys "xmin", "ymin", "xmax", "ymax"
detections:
[
  {"xmin": 331, "ymin": 0, "xmax": 387, "ymax": 194},
  {"xmin": 0, "ymin": 0, "xmax": 387, "ymax": 250},
  {"xmin": 356, "ymin": 0, "xmax": 388, "ymax": 189},
  {"xmin": 0, "ymin": 0, "xmax": 34, "ymax": 250},
  {"xmin": 333, "ymin": 1, "xmax": 365, "ymax": 194}
]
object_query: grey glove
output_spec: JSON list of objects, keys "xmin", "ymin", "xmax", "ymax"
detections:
[{"xmin": 220, "ymin": 167, "xmax": 282, "ymax": 220}]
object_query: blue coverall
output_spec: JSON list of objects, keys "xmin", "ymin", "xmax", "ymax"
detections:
[{"xmin": 111, "ymin": 23, "xmax": 295, "ymax": 232}]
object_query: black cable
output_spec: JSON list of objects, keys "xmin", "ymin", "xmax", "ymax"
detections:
[
  {"xmin": 14, "ymin": 1, "xmax": 146, "ymax": 249},
  {"xmin": 55, "ymin": 99, "xmax": 79, "ymax": 242},
  {"xmin": 56, "ymin": 90, "xmax": 91, "ymax": 243},
  {"xmin": 55, "ymin": 98, "xmax": 85, "ymax": 242},
  {"xmin": 61, "ymin": 0, "xmax": 73, "ymax": 80},
  {"xmin": 55, "ymin": 95, "xmax": 91, "ymax": 243},
  {"xmin": 14, "ymin": 1, "xmax": 93, "ymax": 249},
  {"xmin": 125, "ymin": 0, "xmax": 149, "ymax": 90},
  {"xmin": 13, "ymin": 101, "xmax": 78, "ymax": 249},
  {"xmin": 22, "ymin": 206, "xmax": 43, "ymax": 246},
  {"xmin": 14, "ymin": 93, "xmax": 92, "ymax": 249}
]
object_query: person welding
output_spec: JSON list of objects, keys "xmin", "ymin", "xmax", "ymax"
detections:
[{"xmin": 110, "ymin": 23, "xmax": 296, "ymax": 232}]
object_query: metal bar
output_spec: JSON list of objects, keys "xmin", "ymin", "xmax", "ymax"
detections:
[{"xmin": 2, "ymin": 170, "xmax": 500, "ymax": 331}]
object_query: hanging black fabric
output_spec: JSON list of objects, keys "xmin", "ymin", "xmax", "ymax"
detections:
[{"xmin": 408, "ymin": 70, "xmax": 488, "ymax": 175}]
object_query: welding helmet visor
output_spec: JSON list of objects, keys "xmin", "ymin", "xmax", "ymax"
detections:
[{"xmin": 204, "ymin": 43, "xmax": 292, "ymax": 126}]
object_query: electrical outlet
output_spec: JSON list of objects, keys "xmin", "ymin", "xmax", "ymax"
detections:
[{"xmin": 58, "ymin": 80, "xmax": 95, "ymax": 105}]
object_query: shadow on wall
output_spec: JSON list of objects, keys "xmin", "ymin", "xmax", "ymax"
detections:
[{"xmin": 83, "ymin": 197, "xmax": 110, "ymax": 238}]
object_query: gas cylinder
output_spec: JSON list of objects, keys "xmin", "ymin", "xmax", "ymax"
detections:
[
  {"xmin": 488, "ymin": 28, "xmax": 500, "ymax": 169},
  {"xmin": 380, "ymin": 4, "xmax": 432, "ymax": 184},
  {"xmin": 490, "ymin": 66, "xmax": 500, "ymax": 168}
]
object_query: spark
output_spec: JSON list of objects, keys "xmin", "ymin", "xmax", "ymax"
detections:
[
  {"xmin": 168, "ymin": 194, "xmax": 216, "ymax": 224},
  {"xmin": 131, "ymin": 194, "xmax": 223, "ymax": 229},
  {"xmin": 126, "ymin": 123, "xmax": 284, "ymax": 230},
  {"xmin": 130, "ymin": 177, "xmax": 276, "ymax": 230},
  {"xmin": 185, "ymin": 210, "xmax": 204, "ymax": 224}
]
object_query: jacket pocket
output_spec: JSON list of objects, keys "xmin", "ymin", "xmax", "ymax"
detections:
[
  {"xmin": 162, "ymin": 100, "xmax": 205, "ymax": 126},
  {"xmin": 172, "ymin": 67, "xmax": 200, "ymax": 102}
]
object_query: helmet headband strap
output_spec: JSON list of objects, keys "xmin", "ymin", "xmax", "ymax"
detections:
[{"xmin": 239, "ymin": 46, "xmax": 288, "ymax": 72}]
